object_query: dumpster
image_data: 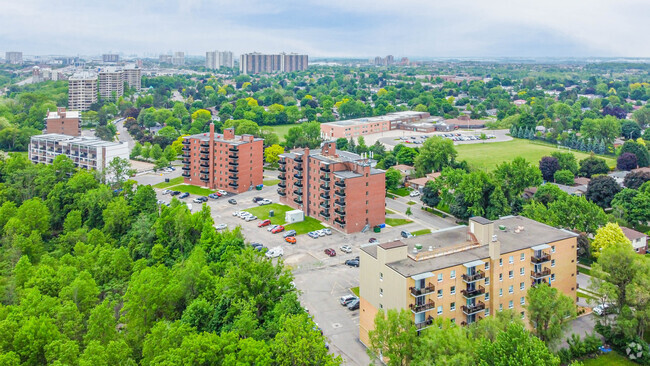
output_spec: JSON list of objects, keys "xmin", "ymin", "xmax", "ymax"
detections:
[
  {"xmin": 256, "ymin": 184, "xmax": 263, "ymax": 190},
  {"xmin": 373, "ymin": 225, "xmax": 381, "ymax": 233},
  {"xmin": 269, "ymin": 210, "xmax": 274, "ymax": 217}
]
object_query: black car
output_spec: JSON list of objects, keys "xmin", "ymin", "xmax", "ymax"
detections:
[
  {"xmin": 170, "ymin": 191, "xmax": 181, "ymax": 196},
  {"xmin": 345, "ymin": 259, "xmax": 360, "ymax": 267},
  {"xmin": 347, "ymin": 299, "xmax": 360, "ymax": 310},
  {"xmin": 179, "ymin": 192, "xmax": 189, "ymax": 199},
  {"xmin": 401, "ymin": 230, "xmax": 413, "ymax": 238},
  {"xmin": 252, "ymin": 197, "xmax": 264, "ymax": 203},
  {"xmin": 228, "ymin": 198, "xmax": 237, "ymax": 205}
]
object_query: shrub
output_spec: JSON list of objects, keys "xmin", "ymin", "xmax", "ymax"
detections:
[
  {"xmin": 617, "ymin": 152, "xmax": 638, "ymax": 171},
  {"xmin": 554, "ymin": 169, "xmax": 575, "ymax": 185}
]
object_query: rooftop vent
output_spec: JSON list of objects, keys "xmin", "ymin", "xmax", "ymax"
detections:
[{"xmin": 492, "ymin": 235, "xmax": 498, "ymax": 242}]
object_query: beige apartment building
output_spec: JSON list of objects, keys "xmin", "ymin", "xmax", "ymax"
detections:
[
  {"xmin": 98, "ymin": 67, "xmax": 124, "ymax": 100},
  {"xmin": 68, "ymin": 72, "xmax": 97, "ymax": 111},
  {"xmin": 359, "ymin": 216, "xmax": 578, "ymax": 346},
  {"xmin": 123, "ymin": 64, "xmax": 142, "ymax": 91}
]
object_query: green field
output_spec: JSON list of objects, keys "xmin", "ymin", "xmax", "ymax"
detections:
[
  {"xmin": 350, "ymin": 287, "xmax": 360, "ymax": 296},
  {"xmin": 456, "ymin": 139, "xmax": 616, "ymax": 172},
  {"xmin": 267, "ymin": 124, "xmax": 299, "ymax": 142},
  {"xmin": 407, "ymin": 201, "xmax": 417, "ymax": 205},
  {"xmin": 412, "ymin": 229, "xmax": 432, "ymax": 236},
  {"xmin": 386, "ymin": 208, "xmax": 397, "ymax": 214},
  {"xmin": 583, "ymin": 352, "xmax": 637, "ymax": 366},
  {"xmin": 263, "ymin": 179, "xmax": 280, "ymax": 186},
  {"xmin": 385, "ymin": 218, "xmax": 413, "ymax": 227},
  {"xmin": 244, "ymin": 203, "xmax": 325, "ymax": 235},
  {"xmin": 153, "ymin": 176, "xmax": 184, "ymax": 189},
  {"xmin": 167, "ymin": 184, "xmax": 215, "ymax": 196},
  {"xmin": 388, "ymin": 188, "xmax": 410, "ymax": 197}
]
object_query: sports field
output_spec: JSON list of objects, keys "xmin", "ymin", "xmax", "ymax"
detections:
[
  {"xmin": 456, "ymin": 139, "xmax": 616, "ymax": 172},
  {"xmin": 266, "ymin": 124, "xmax": 298, "ymax": 142}
]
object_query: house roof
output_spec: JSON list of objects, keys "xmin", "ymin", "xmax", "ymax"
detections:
[
  {"xmin": 573, "ymin": 177, "xmax": 591, "ymax": 186},
  {"xmin": 621, "ymin": 226, "xmax": 648, "ymax": 241}
]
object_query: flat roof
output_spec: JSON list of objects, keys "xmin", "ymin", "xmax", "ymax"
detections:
[
  {"xmin": 362, "ymin": 216, "xmax": 578, "ymax": 278},
  {"xmin": 47, "ymin": 111, "xmax": 80, "ymax": 119},
  {"xmin": 31, "ymin": 133, "xmax": 125, "ymax": 148},
  {"xmin": 321, "ymin": 111, "xmax": 429, "ymax": 128},
  {"xmin": 185, "ymin": 133, "xmax": 263, "ymax": 145}
]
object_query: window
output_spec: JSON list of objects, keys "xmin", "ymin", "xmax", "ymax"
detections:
[
  {"xmin": 520, "ymin": 297, "xmax": 525, "ymax": 305},
  {"xmin": 438, "ymin": 274, "xmax": 443, "ymax": 282},
  {"xmin": 485, "ymin": 262, "xmax": 490, "ymax": 270},
  {"xmin": 437, "ymin": 306, "xmax": 443, "ymax": 315},
  {"xmin": 520, "ymin": 253, "xmax": 525, "ymax": 261},
  {"xmin": 520, "ymin": 267, "xmax": 525, "ymax": 276},
  {"xmin": 551, "ymin": 245, "xmax": 556, "ymax": 253},
  {"xmin": 437, "ymin": 289, "xmax": 443, "ymax": 298},
  {"xmin": 380, "ymin": 288, "xmax": 383, "ymax": 297},
  {"xmin": 380, "ymin": 273, "xmax": 383, "ymax": 281},
  {"xmin": 451, "ymin": 318, "xmax": 455, "ymax": 323},
  {"xmin": 450, "ymin": 270, "xmax": 456, "ymax": 279},
  {"xmin": 485, "ymin": 292, "xmax": 490, "ymax": 300},
  {"xmin": 380, "ymin": 304, "xmax": 383, "ymax": 309},
  {"xmin": 450, "ymin": 286, "xmax": 456, "ymax": 295},
  {"xmin": 509, "ymin": 256, "xmax": 514, "ymax": 264},
  {"xmin": 509, "ymin": 285, "xmax": 513, "ymax": 294},
  {"xmin": 485, "ymin": 277, "xmax": 490, "ymax": 285},
  {"xmin": 520, "ymin": 282, "xmax": 525, "ymax": 290},
  {"xmin": 509, "ymin": 270, "xmax": 514, "ymax": 279},
  {"xmin": 551, "ymin": 274, "xmax": 556, "ymax": 282},
  {"xmin": 509, "ymin": 300, "xmax": 514, "ymax": 309},
  {"xmin": 551, "ymin": 259, "xmax": 556, "ymax": 267},
  {"xmin": 499, "ymin": 273, "xmax": 503, "ymax": 281},
  {"xmin": 450, "ymin": 302, "xmax": 456, "ymax": 311},
  {"xmin": 485, "ymin": 308, "xmax": 490, "ymax": 316},
  {"xmin": 499, "ymin": 289, "xmax": 503, "ymax": 297},
  {"xmin": 499, "ymin": 258, "xmax": 503, "ymax": 266},
  {"xmin": 499, "ymin": 304, "xmax": 503, "ymax": 311}
]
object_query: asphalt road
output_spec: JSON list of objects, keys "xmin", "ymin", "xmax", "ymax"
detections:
[
  {"xmin": 386, "ymin": 194, "xmax": 458, "ymax": 231},
  {"xmin": 114, "ymin": 117, "xmax": 135, "ymax": 150}
]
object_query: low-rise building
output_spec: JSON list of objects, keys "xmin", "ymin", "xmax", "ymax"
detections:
[
  {"xmin": 29, "ymin": 134, "xmax": 129, "ymax": 171},
  {"xmin": 278, "ymin": 142, "xmax": 385, "ymax": 233},
  {"xmin": 320, "ymin": 111, "xmax": 430, "ymax": 139},
  {"xmin": 621, "ymin": 227, "xmax": 648, "ymax": 254},
  {"xmin": 359, "ymin": 216, "xmax": 578, "ymax": 345},
  {"xmin": 181, "ymin": 125, "xmax": 264, "ymax": 194},
  {"xmin": 45, "ymin": 107, "xmax": 81, "ymax": 136}
]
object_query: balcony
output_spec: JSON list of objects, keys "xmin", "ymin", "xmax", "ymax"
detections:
[
  {"xmin": 279, "ymin": 159, "xmax": 286, "ymax": 165},
  {"xmin": 182, "ymin": 146, "xmax": 190, "ymax": 152},
  {"xmin": 278, "ymin": 174, "xmax": 286, "ymax": 180},
  {"xmin": 228, "ymin": 167, "xmax": 239, "ymax": 173},
  {"xmin": 182, "ymin": 172, "xmax": 190, "ymax": 177},
  {"xmin": 320, "ymin": 184, "xmax": 330, "ymax": 191},
  {"xmin": 410, "ymin": 300, "xmax": 435, "ymax": 314},
  {"xmin": 277, "ymin": 189, "xmax": 286, "ymax": 196},
  {"xmin": 228, "ymin": 153, "xmax": 238, "ymax": 159},
  {"xmin": 334, "ymin": 208, "xmax": 346, "ymax": 216},
  {"xmin": 294, "ymin": 197, "xmax": 303, "ymax": 205},
  {"xmin": 200, "ymin": 155, "xmax": 209, "ymax": 161},
  {"xmin": 334, "ymin": 190, "xmax": 346, "ymax": 197},
  {"xmin": 228, "ymin": 175, "xmax": 238, "ymax": 180},
  {"xmin": 229, "ymin": 146, "xmax": 238, "ymax": 152},
  {"xmin": 295, "ymin": 156, "xmax": 303, "ymax": 163},
  {"xmin": 200, "ymin": 162, "xmax": 209, "ymax": 167},
  {"xmin": 200, "ymin": 175, "xmax": 209, "ymax": 182},
  {"xmin": 462, "ymin": 270, "xmax": 485, "ymax": 283},
  {"xmin": 278, "ymin": 166, "xmax": 286, "ymax": 172},
  {"xmin": 320, "ymin": 211, "xmax": 331, "ymax": 218},
  {"xmin": 320, "ymin": 175, "xmax": 330, "ymax": 182},
  {"xmin": 182, "ymin": 139, "xmax": 190, "ymax": 145},
  {"xmin": 200, "ymin": 142, "xmax": 209, "ymax": 147},
  {"xmin": 410, "ymin": 283, "xmax": 435, "ymax": 297},
  {"xmin": 461, "ymin": 301, "xmax": 486, "ymax": 315},
  {"xmin": 229, "ymin": 182, "xmax": 239, "ymax": 188},
  {"xmin": 293, "ymin": 173, "xmax": 303, "ymax": 180},
  {"xmin": 295, "ymin": 181, "xmax": 303, "ymax": 188},
  {"xmin": 461, "ymin": 286, "xmax": 486, "ymax": 299},
  {"xmin": 320, "ymin": 202, "xmax": 330, "ymax": 209},
  {"xmin": 334, "ymin": 218, "xmax": 346, "ymax": 226},
  {"xmin": 320, "ymin": 165, "xmax": 330, "ymax": 173},
  {"xmin": 200, "ymin": 147, "xmax": 209, "ymax": 154},
  {"xmin": 183, "ymin": 158, "xmax": 191, "ymax": 164},
  {"xmin": 229, "ymin": 161, "xmax": 239, "ymax": 166},
  {"xmin": 320, "ymin": 192, "xmax": 330, "ymax": 200},
  {"xmin": 460, "ymin": 315, "xmax": 483, "ymax": 327},
  {"xmin": 182, "ymin": 166, "xmax": 190, "ymax": 171},
  {"xmin": 531, "ymin": 268, "xmax": 552, "ymax": 279},
  {"xmin": 294, "ymin": 164, "xmax": 303, "ymax": 171},
  {"xmin": 293, "ymin": 189, "xmax": 302, "ymax": 196},
  {"xmin": 334, "ymin": 199, "xmax": 346, "ymax": 207},
  {"xmin": 182, "ymin": 153, "xmax": 190, "ymax": 158},
  {"xmin": 531, "ymin": 253, "xmax": 551, "ymax": 264},
  {"xmin": 278, "ymin": 182, "xmax": 286, "ymax": 188},
  {"xmin": 335, "ymin": 180, "xmax": 345, "ymax": 188},
  {"xmin": 200, "ymin": 168, "xmax": 210, "ymax": 174},
  {"xmin": 415, "ymin": 316, "xmax": 434, "ymax": 331}
]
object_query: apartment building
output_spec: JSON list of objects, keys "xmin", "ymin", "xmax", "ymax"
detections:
[
  {"xmin": 98, "ymin": 67, "xmax": 124, "ymax": 100},
  {"xmin": 206, "ymin": 51, "xmax": 234, "ymax": 69},
  {"xmin": 45, "ymin": 107, "xmax": 81, "ymax": 136},
  {"xmin": 29, "ymin": 134, "xmax": 129, "ymax": 171},
  {"xmin": 239, "ymin": 52, "xmax": 308, "ymax": 74},
  {"xmin": 278, "ymin": 142, "xmax": 385, "ymax": 233},
  {"xmin": 320, "ymin": 111, "xmax": 430, "ymax": 139},
  {"xmin": 123, "ymin": 64, "xmax": 142, "ymax": 91},
  {"xmin": 181, "ymin": 125, "xmax": 263, "ymax": 194},
  {"xmin": 359, "ymin": 216, "xmax": 578, "ymax": 346},
  {"xmin": 172, "ymin": 52, "xmax": 185, "ymax": 66},
  {"xmin": 5, "ymin": 52, "xmax": 23, "ymax": 64},
  {"xmin": 102, "ymin": 54, "xmax": 119, "ymax": 63},
  {"xmin": 68, "ymin": 71, "xmax": 97, "ymax": 111}
]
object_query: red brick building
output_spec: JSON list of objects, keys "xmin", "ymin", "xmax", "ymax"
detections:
[
  {"xmin": 45, "ymin": 107, "xmax": 81, "ymax": 136},
  {"xmin": 181, "ymin": 125, "xmax": 263, "ymax": 194},
  {"xmin": 278, "ymin": 142, "xmax": 385, "ymax": 233}
]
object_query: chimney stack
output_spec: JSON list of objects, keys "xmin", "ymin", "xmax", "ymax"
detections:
[{"xmin": 223, "ymin": 127, "xmax": 234, "ymax": 140}]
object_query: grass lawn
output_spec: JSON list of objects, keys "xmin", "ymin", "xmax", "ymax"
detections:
[
  {"xmin": 407, "ymin": 201, "xmax": 417, "ymax": 205},
  {"xmin": 266, "ymin": 124, "xmax": 299, "ymax": 142},
  {"xmin": 153, "ymin": 176, "xmax": 184, "ymax": 189},
  {"xmin": 577, "ymin": 290, "xmax": 597, "ymax": 301},
  {"xmin": 386, "ymin": 208, "xmax": 397, "ymax": 214},
  {"xmin": 168, "ymin": 184, "xmax": 215, "ymax": 195},
  {"xmin": 583, "ymin": 352, "xmax": 637, "ymax": 366},
  {"xmin": 385, "ymin": 218, "xmax": 413, "ymax": 227},
  {"xmin": 456, "ymin": 138, "xmax": 616, "ymax": 172},
  {"xmin": 285, "ymin": 217, "xmax": 326, "ymax": 235},
  {"xmin": 578, "ymin": 266, "xmax": 592, "ymax": 276},
  {"xmin": 350, "ymin": 287, "xmax": 359, "ymax": 296},
  {"xmin": 263, "ymin": 179, "xmax": 280, "ymax": 186},
  {"xmin": 243, "ymin": 203, "xmax": 325, "ymax": 234},
  {"xmin": 388, "ymin": 187, "xmax": 410, "ymax": 197},
  {"xmin": 412, "ymin": 229, "xmax": 432, "ymax": 236}
]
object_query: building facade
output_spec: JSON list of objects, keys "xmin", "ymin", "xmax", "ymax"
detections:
[
  {"xmin": 181, "ymin": 125, "xmax": 263, "ymax": 194},
  {"xmin": 98, "ymin": 67, "xmax": 124, "ymax": 100},
  {"xmin": 240, "ymin": 52, "xmax": 308, "ymax": 74},
  {"xmin": 206, "ymin": 51, "xmax": 234, "ymax": 69},
  {"xmin": 320, "ymin": 111, "xmax": 430, "ymax": 139},
  {"xmin": 102, "ymin": 54, "xmax": 119, "ymax": 63},
  {"xmin": 278, "ymin": 142, "xmax": 385, "ymax": 233},
  {"xmin": 5, "ymin": 52, "xmax": 22, "ymax": 64},
  {"xmin": 123, "ymin": 65, "xmax": 142, "ymax": 91},
  {"xmin": 359, "ymin": 216, "xmax": 578, "ymax": 346},
  {"xmin": 172, "ymin": 52, "xmax": 185, "ymax": 66},
  {"xmin": 45, "ymin": 107, "xmax": 81, "ymax": 136},
  {"xmin": 29, "ymin": 134, "xmax": 129, "ymax": 171},
  {"xmin": 68, "ymin": 72, "xmax": 98, "ymax": 111}
]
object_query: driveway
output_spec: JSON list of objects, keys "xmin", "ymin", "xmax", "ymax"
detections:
[{"xmin": 386, "ymin": 195, "xmax": 458, "ymax": 231}]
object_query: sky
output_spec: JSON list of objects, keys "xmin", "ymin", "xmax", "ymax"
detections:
[{"xmin": 1, "ymin": 0, "xmax": 649, "ymax": 58}]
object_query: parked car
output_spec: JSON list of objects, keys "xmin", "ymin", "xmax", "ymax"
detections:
[
  {"xmin": 409, "ymin": 190, "xmax": 420, "ymax": 197},
  {"xmin": 345, "ymin": 259, "xmax": 360, "ymax": 267},
  {"xmin": 162, "ymin": 189, "xmax": 171, "ymax": 195},
  {"xmin": 254, "ymin": 245, "xmax": 267, "ymax": 252},
  {"xmin": 257, "ymin": 199, "xmax": 272, "ymax": 205},
  {"xmin": 214, "ymin": 224, "xmax": 227, "ymax": 230},
  {"xmin": 285, "ymin": 236, "xmax": 297, "ymax": 244},
  {"xmin": 347, "ymin": 298, "xmax": 360, "ymax": 310},
  {"xmin": 271, "ymin": 225, "xmax": 285, "ymax": 234},
  {"xmin": 178, "ymin": 192, "xmax": 189, "ymax": 199},
  {"xmin": 283, "ymin": 230, "xmax": 297, "ymax": 238},
  {"xmin": 245, "ymin": 215, "xmax": 257, "ymax": 222},
  {"xmin": 250, "ymin": 242, "xmax": 263, "ymax": 249},
  {"xmin": 322, "ymin": 228, "xmax": 332, "ymax": 235},
  {"xmin": 258, "ymin": 219, "xmax": 272, "ymax": 227},
  {"xmin": 265, "ymin": 247, "xmax": 284, "ymax": 258},
  {"xmin": 401, "ymin": 230, "xmax": 413, "ymax": 238},
  {"xmin": 340, "ymin": 245, "xmax": 352, "ymax": 253},
  {"xmin": 252, "ymin": 197, "xmax": 264, "ymax": 203},
  {"xmin": 170, "ymin": 191, "xmax": 181, "ymax": 196},
  {"xmin": 368, "ymin": 238, "xmax": 378, "ymax": 244},
  {"xmin": 593, "ymin": 303, "xmax": 614, "ymax": 316},
  {"xmin": 317, "ymin": 230, "xmax": 326, "ymax": 237},
  {"xmin": 324, "ymin": 248, "xmax": 336, "ymax": 257},
  {"xmin": 193, "ymin": 196, "xmax": 208, "ymax": 203},
  {"xmin": 308, "ymin": 231, "xmax": 319, "ymax": 239},
  {"xmin": 340, "ymin": 295, "xmax": 358, "ymax": 306},
  {"xmin": 267, "ymin": 224, "xmax": 279, "ymax": 232},
  {"xmin": 232, "ymin": 211, "xmax": 241, "ymax": 216},
  {"xmin": 228, "ymin": 199, "xmax": 237, "ymax": 205},
  {"xmin": 218, "ymin": 190, "xmax": 228, "ymax": 196},
  {"xmin": 208, "ymin": 193, "xmax": 220, "ymax": 199},
  {"xmin": 156, "ymin": 200, "xmax": 166, "ymax": 205}
]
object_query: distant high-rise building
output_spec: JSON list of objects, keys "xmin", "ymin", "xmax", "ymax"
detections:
[
  {"xmin": 5, "ymin": 52, "xmax": 22, "ymax": 64},
  {"xmin": 239, "ymin": 52, "xmax": 308, "ymax": 74},
  {"xmin": 102, "ymin": 54, "xmax": 119, "ymax": 63},
  {"xmin": 219, "ymin": 51, "xmax": 234, "ymax": 68},
  {"xmin": 123, "ymin": 64, "xmax": 141, "ymax": 91},
  {"xmin": 172, "ymin": 52, "xmax": 185, "ymax": 66},
  {"xmin": 98, "ymin": 67, "xmax": 124, "ymax": 100},
  {"xmin": 45, "ymin": 107, "xmax": 81, "ymax": 136},
  {"xmin": 68, "ymin": 72, "xmax": 97, "ymax": 111},
  {"xmin": 159, "ymin": 54, "xmax": 173, "ymax": 64},
  {"xmin": 385, "ymin": 55, "xmax": 394, "ymax": 65},
  {"xmin": 206, "ymin": 50, "xmax": 234, "ymax": 69}
]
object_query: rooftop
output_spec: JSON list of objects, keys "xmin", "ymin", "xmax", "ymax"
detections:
[
  {"xmin": 361, "ymin": 215, "xmax": 577, "ymax": 278},
  {"xmin": 185, "ymin": 132, "xmax": 262, "ymax": 145},
  {"xmin": 321, "ymin": 111, "xmax": 429, "ymax": 127},
  {"xmin": 31, "ymin": 133, "xmax": 125, "ymax": 148},
  {"xmin": 69, "ymin": 71, "xmax": 97, "ymax": 80},
  {"xmin": 47, "ymin": 110, "xmax": 80, "ymax": 119},
  {"xmin": 621, "ymin": 226, "xmax": 648, "ymax": 241}
]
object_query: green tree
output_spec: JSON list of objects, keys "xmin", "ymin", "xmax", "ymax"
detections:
[
  {"xmin": 476, "ymin": 323, "xmax": 560, "ymax": 366},
  {"xmin": 414, "ymin": 136, "xmax": 457, "ymax": 176},
  {"xmin": 620, "ymin": 140, "xmax": 650, "ymax": 167},
  {"xmin": 106, "ymin": 157, "xmax": 134, "ymax": 187},
  {"xmin": 85, "ymin": 300, "xmax": 118, "ymax": 345},
  {"xmin": 405, "ymin": 207, "xmax": 412, "ymax": 217},
  {"xmin": 264, "ymin": 144, "xmax": 284, "ymax": 167},
  {"xmin": 131, "ymin": 143, "xmax": 142, "ymax": 159},
  {"xmin": 271, "ymin": 313, "xmax": 340, "ymax": 366},
  {"xmin": 550, "ymin": 151, "xmax": 578, "ymax": 175},
  {"xmin": 150, "ymin": 144, "xmax": 163, "ymax": 160},
  {"xmin": 493, "ymin": 157, "xmax": 542, "ymax": 203},
  {"xmin": 553, "ymin": 169, "xmax": 575, "ymax": 185},
  {"xmin": 585, "ymin": 175, "xmax": 621, "ymax": 208},
  {"xmin": 413, "ymin": 318, "xmax": 474, "ymax": 365},
  {"xmin": 579, "ymin": 155, "xmax": 610, "ymax": 178},
  {"xmin": 385, "ymin": 168, "xmax": 402, "ymax": 190},
  {"xmin": 420, "ymin": 180, "xmax": 441, "ymax": 208},
  {"xmin": 590, "ymin": 222, "xmax": 631, "ymax": 258},
  {"xmin": 526, "ymin": 284, "xmax": 576, "ymax": 347},
  {"xmin": 368, "ymin": 309, "xmax": 419, "ymax": 366},
  {"xmin": 590, "ymin": 239, "xmax": 639, "ymax": 314}
]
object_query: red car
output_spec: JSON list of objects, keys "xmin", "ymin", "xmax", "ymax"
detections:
[
  {"xmin": 271, "ymin": 225, "xmax": 285, "ymax": 234},
  {"xmin": 258, "ymin": 219, "xmax": 271, "ymax": 227},
  {"xmin": 285, "ymin": 236, "xmax": 297, "ymax": 244},
  {"xmin": 324, "ymin": 248, "xmax": 336, "ymax": 257}
]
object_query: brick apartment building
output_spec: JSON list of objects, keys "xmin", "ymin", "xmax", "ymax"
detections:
[
  {"xmin": 181, "ymin": 125, "xmax": 263, "ymax": 194},
  {"xmin": 359, "ymin": 216, "xmax": 578, "ymax": 345},
  {"xmin": 45, "ymin": 107, "xmax": 81, "ymax": 136},
  {"xmin": 278, "ymin": 142, "xmax": 385, "ymax": 233}
]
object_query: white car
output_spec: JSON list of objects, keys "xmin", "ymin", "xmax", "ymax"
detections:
[
  {"xmin": 593, "ymin": 303, "xmax": 613, "ymax": 316},
  {"xmin": 409, "ymin": 191, "xmax": 420, "ymax": 197},
  {"xmin": 257, "ymin": 199, "xmax": 272, "ymax": 206},
  {"xmin": 317, "ymin": 230, "xmax": 326, "ymax": 237},
  {"xmin": 322, "ymin": 228, "xmax": 332, "ymax": 235},
  {"xmin": 245, "ymin": 215, "xmax": 257, "ymax": 221},
  {"xmin": 218, "ymin": 190, "xmax": 228, "ymax": 196},
  {"xmin": 162, "ymin": 189, "xmax": 171, "ymax": 195},
  {"xmin": 340, "ymin": 245, "xmax": 352, "ymax": 253},
  {"xmin": 232, "ymin": 211, "xmax": 241, "ymax": 216},
  {"xmin": 265, "ymin": 247, "xmax": 284, "ymax": 258},
  {"xmin": 267, "ymin": 225, "xmax": 279, "ymax": 232},
  {"xmin": 214, "ymin": 224, "xmax": 227, "ymax": 230}
]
